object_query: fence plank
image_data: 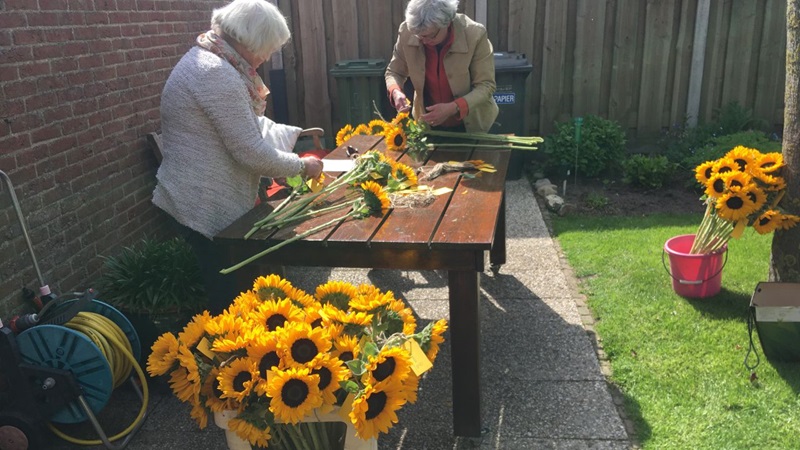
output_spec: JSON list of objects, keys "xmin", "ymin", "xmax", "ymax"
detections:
[
  {"xmin": 637, "ymin": 0, "xmax": 677, "ymax": 134},
  {"xmin": 331, "ymin": 0, "xmax": 360, "ymax": 62},
  {"xmin": 754, "ymin": 0, "xmax": 786, "ymax": 127},
  {"xmin": 539, "ymin": 0, "xmax": 570, "ymax": 134},
  {"xmin": 700, "ymin": 0, "xmax": 732, "ymax": 123},
  {"xmin": 297, "ymin": 0, "xmax": 332, "ymax": 132},
  {"xmin": 507, "ymin": 0, "xmax": 536, "ymax": 133},
  {"xmin": 669, "ymin": 0, "xmax": 698, "ymax": 127},
  {"xmin": 572, "ymin": 0, "xmax": 607, "ymax": 116},
  {"xmin": 721, "ymin": 0, "xmax": 759, "ymax": 109},
  {"xmin": 609, "ymin": 0, "xmax": 644, "ymax": 130}
]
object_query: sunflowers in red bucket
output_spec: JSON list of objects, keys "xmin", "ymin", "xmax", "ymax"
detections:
[{"xmin": 691, "ymin": 146, "xmax": 799, "ymax": 254}]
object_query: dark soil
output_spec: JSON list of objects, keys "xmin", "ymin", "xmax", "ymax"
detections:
[{"xmin": 541, "ymin": 175, "xmax": 706, "ymax": 217}]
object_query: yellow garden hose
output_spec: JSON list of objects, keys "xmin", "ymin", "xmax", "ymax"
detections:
[{"xmin": 47, "ymin": 311, "xmax": 150, "ymax": 446}]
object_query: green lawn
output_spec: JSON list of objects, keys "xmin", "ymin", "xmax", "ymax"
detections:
[{"xmin": 551, "ymin": 213, "xmax": 800, "ymax": 449}]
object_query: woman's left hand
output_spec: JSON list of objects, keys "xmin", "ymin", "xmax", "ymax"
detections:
[{"xmin": 420, "ymin": 102, "xmax": 458, "ymax": 127}]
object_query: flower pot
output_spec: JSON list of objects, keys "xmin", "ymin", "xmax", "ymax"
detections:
[
  {"xmin": 213, "ymin": 409, "xmax": 377, "ymax": 450},
  {"xmin": 663, "ymin": 234, "xmax": 727, "ymax": 298}
]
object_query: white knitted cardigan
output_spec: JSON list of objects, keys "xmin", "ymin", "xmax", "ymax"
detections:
[{"xmin": 152, "ymin": 46, "xmax": 303, "ymax": 238}]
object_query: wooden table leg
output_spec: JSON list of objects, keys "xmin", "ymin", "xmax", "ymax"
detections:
[
  {"xmin": 448, "ymin": 269, "xmax": 482, "ymax": 437},
  {"xmin": 490, "ymin": 192, "xmax": 507, "ymax": 273}
]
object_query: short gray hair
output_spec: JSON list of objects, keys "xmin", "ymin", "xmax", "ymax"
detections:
[
  {"xmin": 211, "ymin": 0, "xmax": 290, "ymax": 59},
  {"xmin": 405, "ymin": 0, "xmax": 459, "ymax": 33}
]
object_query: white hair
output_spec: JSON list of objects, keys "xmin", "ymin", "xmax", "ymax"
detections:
[
  {"xmin": 405, "ymin": 0, "xmax": 459, "ymax": 33},
  {"xmin": 211, "ymin": 0, "xmax": 290, "ymax": 59}
]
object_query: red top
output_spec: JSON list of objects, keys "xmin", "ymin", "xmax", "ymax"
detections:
[{"xmin": 423, "ymin": 24, "xmax": 467, "ymax": 127}]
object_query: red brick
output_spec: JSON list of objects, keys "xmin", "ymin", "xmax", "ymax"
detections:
[
  {"xmin": 62, "ymin": 41, "xmax": 90, "ymax": 57},
  {"xmin": 84, "ymin": 12, "xmax": 109, "ymax": 25},
  {"xmin": 0, "ymin": 154, "xmax": 18, "ymax": 173},
  {"xmin": 71, "ymin": 98, "xmax": 97, "ymax": 116},
  {"xmin": 93, "ymin": 67, "xmax": 116, "ymax": 81},
  {"xmin": 25, "ymin": 93, "xmax": 55, "ymax": 112},
  {"xmin": 3, "ymin": 45, "xmax": 34, "ymax": 63},
  {"xmin": 4, "ymin": 79, "xmax": 36, "ymax": 99},
  {"xmin": 47, "ymin": 135, "xmax": 78, "ymax": 154},
  {"xmin": 31, "ymin": 126, "xmax": 62, "ymax": 144},
  {"xmin": 77, "ymin": 54, "xmax": 104, "ymax": 70},
  {"xmin": 18, "ymin": 61, "xmax": 51, "ymax": 79},
  {"xmin": 3, "ymin": 12, "xmax": 27, "ymax": 27},
  {"xmin": 51, "ymin": 56, "xmax": 79, "ymax": 72},
  {"xmin": 75, "ymin": 127, "xmax": 103, "ymax": 146},
  {"xmin": 53, "ymin": 162, "xmax": 84, "ymax": 184},
  {"xmin": 38, "ymin": 0, "xmax": 69, "ymax": 10},
  {"xmin": 8, "ymin": 113, "xmax": 44, "ymax": 134},
  {"xmin": 42, "ymin": 105, "xmax": 72, "ymax": 123},
  {"xmin": 57, "ymin": 86, "xmax": 85, "ymax": 103},
  {"xmin": 0, "ymin": 66, "xmax": 19, "ymax": 83},
  {"xmin": 0, "ymin": 132, "xmax": 31, "ymax": 152},
  {"xmin": 102, "ymin": 51, "xmax": 125, "ymax": 65},
  {"xmin": 101, "ymin": 120, "xmax": 123, "ymax": 136},
  {"xmin": 43, "ymin": 28, "xmax": 74, "ymax": 44},
  {"xmin": 95, "ymin": 25, "xmax": 122, "ymax": 39},
  {"xmin": 107, "ymin": 11, "xmax": 131, "ymax": 24},
  {"xmin": 0, "ymin": 30, "xmax": 12, "ymax": 47},
  {"xmin": 12, "ymin": 29, "xmax": 43, "ymax": 46},
  {"xmin": 59, "ymin": 117, "xmax": 89, "ymax": 135},
  {"xmin": 32, "ymin": 44, "xmax": 64, "ymax": 59},
  {"xmin": 36, "ymin": 75, "xmax": 69, "ymax": 92}
]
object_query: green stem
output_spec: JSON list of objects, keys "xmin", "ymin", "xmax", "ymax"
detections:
[
  {"xmin": 424, "ymin": 129, "xmax": 543, "ymax": 145},
  {"xmin": 307, "ymin": 422, "xmax": 324, "ymax": 450},
  {"xmin": 261, "ymin": 199, "xmax": 358, "ymax": 230},
  {"xmin": 431, "ymin": 142, "xmax": 540, "ymax": 151},
  {"xmin": 220, "ymin": 213, "xmax": 354, "ymax": 274},
  {"xmin": 287, "ymin": 424, "xmax": 313, "ymax": 450}
]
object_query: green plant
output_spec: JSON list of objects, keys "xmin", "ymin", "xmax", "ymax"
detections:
[
  {"xmin": 621, "ymin": 154, "xmax": 674, "ymax": 189},
  {"xmin": 585, "ymin": 192, "xmax": 610, "ymax": 209},
  {"xmin": 543, "ymin": 115, "xmax": 627, "ymax": 179},
  {"xmin": 97, "ymin": 237, "xmax": 206, "ymax": 315},
  {"xmin": 679, "ymin": 130, "xmax": 782, "ymax": 174},
  {"xmin": 712, "ymin": 101, "xmax": 769, "ymax": 135}
]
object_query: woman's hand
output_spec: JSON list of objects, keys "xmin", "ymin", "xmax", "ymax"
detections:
[
  {"xmin": 420, "ymin": 102, "xmax": 458, "ymax": 127},
  {"xmin": 391, "ymin": 90, "xmax": 411, "ymax": 112},
  {"xmin": 300, "ymin": 156, "xmax": 323, "ymax": 178}
]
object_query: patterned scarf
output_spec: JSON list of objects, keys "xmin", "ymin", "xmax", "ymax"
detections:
[{"xmin": 196, "ymin": 30, "xmax": 269, "ymax": 116}]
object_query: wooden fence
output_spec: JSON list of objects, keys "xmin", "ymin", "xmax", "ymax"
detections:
[{"xmin": 269, "ymin": 0, "xmax": 786, "ymax": 141}]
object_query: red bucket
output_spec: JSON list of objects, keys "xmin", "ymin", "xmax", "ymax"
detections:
[{"xmin": 663, "ymin": 234, "xmax": 727, "ymax": 298}]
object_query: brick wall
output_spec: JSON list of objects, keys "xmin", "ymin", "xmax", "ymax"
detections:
[{"xmin": 0, "ymin": 0, "xmax": 223, "ymax": 319}]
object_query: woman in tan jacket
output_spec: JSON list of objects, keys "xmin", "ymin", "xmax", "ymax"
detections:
[{"xmin": 385, "ymin": 0, "xmax": 499, "ymax": 133}]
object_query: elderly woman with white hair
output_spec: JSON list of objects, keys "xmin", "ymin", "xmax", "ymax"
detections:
[
  {"xmin": 152, "ymin": 0, "xmax": 322, "ymax": 313},
  {"xmin": 385, "ymin": 0, "xmax": 499, "ymax": 133}
]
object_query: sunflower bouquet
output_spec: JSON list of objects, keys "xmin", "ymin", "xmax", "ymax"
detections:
[
  {"xmin": 336, "ymin": 112, "xmax": 543, "ymax": 162},
  {"xmin": 691, "ymin": 146, "xmax": 799, "ymax": 254},
  {"xmin": 221, "ymin": 150, "xmax": 418, "ymax": 274},
  {"xmin": 147, "ymin": 274, "xmax": 447, "ymax": 449}
]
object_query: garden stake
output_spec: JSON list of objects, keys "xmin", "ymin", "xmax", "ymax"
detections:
[{"xmin": 574, "ymin": 117, "xmax": 582, "ymax": 186}]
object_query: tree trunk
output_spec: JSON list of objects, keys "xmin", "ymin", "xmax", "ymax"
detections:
[{"xmin": 771, "ymin": 0, "xmax": 800, "ymax": 282}]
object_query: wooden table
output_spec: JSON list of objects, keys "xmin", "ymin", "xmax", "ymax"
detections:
[{"xmin": 216, "ymin": 134, "xmax": 510, "ymax": 437}]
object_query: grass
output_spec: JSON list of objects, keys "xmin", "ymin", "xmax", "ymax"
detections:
[{"xmin": 551, "ymin": 213, "xmax": 800, "ymax": 449}]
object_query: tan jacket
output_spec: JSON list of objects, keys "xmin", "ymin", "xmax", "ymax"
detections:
[{"xmin": 385, "ymin": 14, "xmax": 499, "ymax": 133}]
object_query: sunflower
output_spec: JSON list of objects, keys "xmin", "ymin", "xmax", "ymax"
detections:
[
  {"xmin": 286, "ymin": 287, "xmax": 317, "ymax": 309},
  {"xmin": 315, "ymin": 280, "xmax": 359, "ymax": 311},
  {"xmin": 424, "ymin": 319, "xmax": 448, "ymax": 363},
  {"xmin": 253, "ymin": 274, "xmax": 295, "ymax": 302},
  {"xmin": 724, "ymin": 146, "xmax": 758, "ymax": 172},
  {"xmin": 350, "ymin": 380, "xmax": 408, "ymax": 440},
  {"xmin": 205, "ymin": 311, "xmax": 246, "ymax": 340},
  {"xmin": 368, "ymin": 119, "xmax": 390, "ymax": 135},
  {"xmin": 331, "ymin": 334, "xmax": 360, "ymax": 365},
  {"xmin": 365, "ymin": 346, "xmax": 413, "ymax": 386},
  {"xmin": 228, "ymin": 290, "xmax": 261, "ymax": 317},
  {"xmin": 179, "ymin": 311, "xmax": 212, "ymax": 349},
  {"xmin": 176, "ymin": 345, "xmax": 202, "ymax": 391},
  {"xmin": 251, "ymin": 298, "xmax": 303, "ymax": 333},
  {"xmin": 384, "ymin": 298, "xmax": 417, "ymax": 335},
  {"xmin": 353, "ymin": 123, "xmax": 371, "ymax": 136},
  {"xmin": 217, "ymin": 357, "xmax": 260, "ymax": 402},
  {"xmin": 228, "ymin": 416, "xmax": 272, "ymax": 448},
  {"xmin": 168, "ymin": 367, "xmax": 196, "ymax": 402},
  {"xmin": 704, "ymin": 173, "xmax": 728, "ymax": 198},
  {"xmin": 779, "ymin": 213, "xmax": 800, "ymax": 230},
  {"xmin": 310, "ymin": 355, "xmax": 350, "ymax": 408},
  {"xmin": 722, "ymin": 171, "xmax": 752, "ymax": 191},
  {"xmin": 147, "ymin": 332, "xmax": 180, "ymax": 376},
  {"xmin": 211, "ymin": 333, "xmax": 250, "ymax": 354},
  {"xmin": 755, "ymin": 152, "xmax": 784, "ymax": 174},
  {"xmin": 349, "ymin": 288, "xmax": 395, "ymax": 312},
  {"xmin": 267, "ymin": 367, "xmax": 322, "ymax": 424},
  {"xmin": 712, "ymin": 156, "xmax": 739, "ymax": 176},
  {"xmin": 335, "ymin": 124, "xmax": 354, "ymax": 147},
  {"xmin": 694, "ymin": 161, "xmax": 716, "ymax": 186},
  {"xmin": 384, "ymin": 126, "xmax": 407, "ymax": 152},
  {"xmin": 203, "ymin": 367, "xmax": 237, "ymax": 412},
  {"xmin": 391, "ymin": 111, "xmax": 410, "ymax": 126},
  {"xmin": 715, "ymin": 188, "xmax": 758, "ymax": 222},
  {"xmin": 189, "ymin": 401, "xmax": 209, "ymax": 429},
  {"xmin": 247, "ymin": 334, "xmax": 283, "ymax": 381},
  {"xmin": 753, "ymin": 210, "xmax": 782, "ymax": 234},
  {"xmin": 277, "ymin": 321, "xmax": 331, "ymax": 368},
  {"xmin": 392, "ymin": 163, "xmax": 418, "ymax": 187},
  {"xmin": 402, "ymin": 373, "xmax": 419, "ymax": 404},
  {"xmin": 361, "ymin": 180, "xmax": 391, "ymax": 215}
]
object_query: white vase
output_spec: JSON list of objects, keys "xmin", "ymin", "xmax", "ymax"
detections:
[{"xmin": 213, "ymin": 408, "xmax": 377, "ymax": 450}]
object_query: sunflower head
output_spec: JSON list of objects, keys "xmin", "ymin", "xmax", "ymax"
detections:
[
  {"xmin": 755, "ymin": 151, "xmax": 784, "ymax": 174},
  {"xmin": 384, "ymin": 126, "xmax": 407, "ymax": 152},
  {"xmin": 694, "ymin": 161, "xmax": 716, "ymax": 186},
  {"xmin": 714, "ymin": 187, "xmax": 758, "ymax": 222},
  {"xmin": 253, "ymin": 275, "xmax": 295, "ymax": 302},
  {"xmin": 267, "ymin": 367, "xmax": 322, "ymax": 424},
  {"xmin": 360, "ymin": 181, "xmax": 391, "ymax": 216},
  {"xmin": 350, "ymin": 380, "xmax": 407, "ymax": 440},
  {"xmin": 336, "ymin": 124, "xmax": 354, "ymax": 147},
  {"xmin": 724, "ymin": 146, "xmax": 758, "ymax": 172}
]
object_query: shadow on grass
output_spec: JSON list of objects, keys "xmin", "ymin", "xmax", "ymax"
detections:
[
  {"xmin": 615, "ymin": 384, "xmax": 652, "ymax": 447},
  {"xmin": 681, "ymin": 288, "xmax": 752, "ymax": 321},
  {"xmin": 552, "ymin": 213, "xmax": 700, "ymax": 233}
]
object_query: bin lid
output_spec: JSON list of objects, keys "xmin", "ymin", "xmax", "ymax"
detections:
[
  {"xmin": 330, "ymin": 59, "xmax": 387, "ymax": 77},
  {"xmin": 494, "ymin": 52, "xmax": 533, "ymax": 72}
]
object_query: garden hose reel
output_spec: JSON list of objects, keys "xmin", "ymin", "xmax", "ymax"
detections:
[{"xmin": 0, "ymin": 293, "xmax": 150, "ymax": 449}]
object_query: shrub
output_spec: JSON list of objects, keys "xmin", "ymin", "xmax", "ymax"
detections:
[
  {"xmin": 97, "ymin": 237, "xmax": 206, "ymax": 315},
  {"xmin": 621, "ymin": 154, "xmax": 674, "ymax": 189},
  {"xmin": 681, "ymin": 130, "xmax": 782, "ymax": 171},
  {"xmin": 543, "ymin": 115, "xmax": 627, "ymax": 179}
]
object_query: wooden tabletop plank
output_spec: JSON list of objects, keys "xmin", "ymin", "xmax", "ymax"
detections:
[{"xmin": 432, "ymin": 148, "xmax": 510, "ymax": 247}]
